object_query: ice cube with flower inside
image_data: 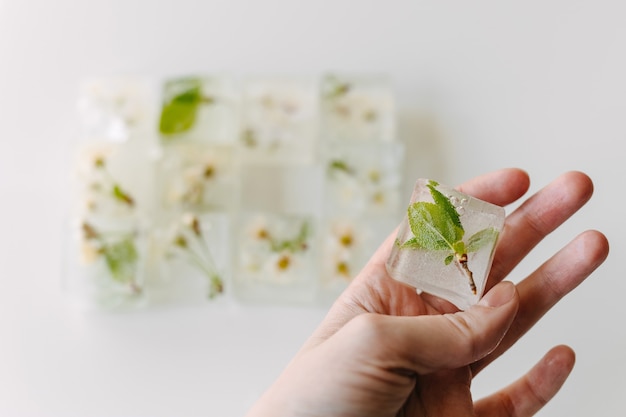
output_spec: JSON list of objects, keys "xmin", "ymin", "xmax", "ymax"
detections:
[
  {"xmin": 74, "ymin": 144, "xmax": 136, "ymax": 217},
  {"xmin": 158, "ymin": 144, "xmax": 236, "ymax": 211},
  {"xmin": 324, "ymin": 142, "xmax": 403, "ymax": 214},
  {"xmin": 76, "ymin": 219, "xmax": 143, "ymax": 296},
  {"xmin": 240, "ymin": 77, "xmax": 318, "ymax": 153},
  {"xmin": 78, "ymin": 77, "xmax": 152, "ymax": 141},
  {"xmin": 239, "ymin": 214, "xmax": 313, "ymax": 285},
  {"xmin": 321, "ymin": 218, "xmax": 372, "ymax": 286},
  {"xmin": 165, "ymin": 212, "xmax": 224, "ymax": 299},
  {"xmin": 321, "ymin": 74, "xmax": 394, "ymax": 142}
]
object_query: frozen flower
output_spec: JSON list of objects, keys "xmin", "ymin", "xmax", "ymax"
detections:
[
  {"xmin": 174, "ymin": 156, "xmax": 222, "ymax": 206},
  {"xmin": 276, "ymin": 253, "xmax": 292, "ymax": 271},
  {"xmin": 367, "ymin": 169, "xmax": 381, "ymax": 184},
  {"xmin": 75, "ymin": 144, "xmax": 136, "ymax": 215},
  {"xmin": 335, "ymin": 260, "xmax": 351, "ymax": 278},
  {"xmin": 77, "ymin": 145, "xmax": 114, "ymax": 177},
  {"xmin": 323, "ymin": 248, "xmax": 356, "ymax": 284},
  {"xmin": 366, "ymin": 186, "xmax": 399, "ymax": 213},
  {"xmin": 371, "ymin": 190, "xmax": 386, "ymax": 205},
  {"xmin": 331, "ymin": 222, "xmax": 357, "ymax": 249},
  {"xmin": 80, "ymin": 241, "xmax": 101, "ymax": 264},
  {"xmin": 247, "ymin": 216, "xmax": 272, "ymax": 243},
  {"xmin": 265, "ymin": 251, "xmax": 301, "ymax": 284},
  {"xmin": 331, "ymin": 93, "xmax": 378, "ymax": 123},
  {"xmin": 181, "ymin": 212, "xmax": 202, "ymax": 236}
]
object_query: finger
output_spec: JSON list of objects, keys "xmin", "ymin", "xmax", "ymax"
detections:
[
  {"xmin": 472, "ymin": 230, "xmax": 608, "ymax": 375},
  {"xmin": 487, "ymin": 171, "xmax": 595, "ymax": 287},
  {"xmin": 474, "ymin": 345, "xmax": 575, "ymax": 417},
  {"xmin": 456, "ymin": 167, "xmax": 530, "ymax": 207},
  {"xmin": 340, "ymin": 282, "xmax": 519, "ymax": 374},
  {"xmin": 416, "ymin": 368, "xmax": 474, "ymax": 417}
]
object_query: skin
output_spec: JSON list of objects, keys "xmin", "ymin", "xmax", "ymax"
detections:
[{"xmin": 246, "ymin": 168, "xmax": 610, "ymax": 417}]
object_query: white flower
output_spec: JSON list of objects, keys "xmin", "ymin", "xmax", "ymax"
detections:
[
  {"xmin": 330, "ymin": 222, "xmax": 358, "ymax": 251},
  {"xmin": 76, "ymin": 144, "xmax": 114, "ymax": 178},
  {"xmin": 80, "ymin": 241, "xmax": 101, "ymax": 265},
  {"xmin": 246, "ymin": 216, "xmax": 272, "ymax": 243},
  {"xmin": 264, "ymin": 251, "xmax": 301, "ymax": 284}
]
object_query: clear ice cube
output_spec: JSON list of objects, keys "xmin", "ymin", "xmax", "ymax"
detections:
[
  {"xmin": 239, "ymin": 76, "xmax": 318, "ymax": 164},
  {"xmin": 320, "ymin": 73, "xmax": 395, "ymax": 142},
  {"xmin": 386, "ymin": 179, "xmax": 505, "ymax": 310},
  {"xmin": 158, "ymin": 75, "xmax": 239, "ymax": 144}
]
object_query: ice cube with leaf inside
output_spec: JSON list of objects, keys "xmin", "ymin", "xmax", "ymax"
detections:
[{"xmin": 386, "ymin": 179, "xmax": 505, "ymax": 310}]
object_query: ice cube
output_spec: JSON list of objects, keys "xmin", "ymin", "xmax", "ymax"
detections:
[
  {"xmin": 386, "ymin": 179, "xmax": 505, "ymax": 310},
  {"xmin": 320, "ymin": 73, "xmax": 395, "ymax": 142},
  {"xmin": 239, "ymin": 76, "xmax": 319, "ymax": 164},
  {"xmin": 158, "ymin": 75, "xmax": 239, "ymax": 144}
]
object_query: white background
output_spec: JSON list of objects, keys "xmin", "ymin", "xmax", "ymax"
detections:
[{"xmin": 0, "ymin": 1, "xmax": 624, "ymax": 416}]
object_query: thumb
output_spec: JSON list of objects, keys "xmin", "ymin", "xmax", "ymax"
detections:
[{"xmin": 340, "ymin": 281, "xmax": 519, "ymax": 375}]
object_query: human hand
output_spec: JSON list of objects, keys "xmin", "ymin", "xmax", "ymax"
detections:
[{"xmin": 246, "ymin": 169, "xmax": 609, "ymax": 417}]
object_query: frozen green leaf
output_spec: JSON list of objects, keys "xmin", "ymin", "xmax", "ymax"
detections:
[
  {"xmin": 328, "ymin": 159, "xmax": 355, "ymax": 176},
  {"xmin": 399, "ymin": 236, "xmax": 421, "ymax": 249},
  {"xmin": 323, "ymin": 76, "xmax": 351, "ymax": 99},
  {"xmin": 427, "ymin": 181, "xmax": 462, "ymax": 230},
  {"xmin": 453, "ymin": 240, "xmax": 466, "ymax": 255},
  {"xmin": 407, "ymin": 201, "xmax": 464, "ymax": 251},
  {"xmin": 467, "ymin": 227, "xmax": 499, "ymax": 253},
  {"xmin": 112, "ymin": 183, "xmax": 134, "ymax": 206},
  {"xmin": 103, "ymin": 237, "xmax": 138, "ymax": 283},
  {"xmin": 159, "ymin": 79, "xmax": 204, "ymax": 135}
]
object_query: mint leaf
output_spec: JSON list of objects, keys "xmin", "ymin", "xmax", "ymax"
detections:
[
  {"xmin": 427, "ymin": 181, "xmax": 462, "ymax": 230},
  {"xmin": 159, "ymin": 80, "xmax": 203, "ymax": 135},
  {"xmin": 399, "ymin": 236, "xmax": 421, "ymax": 249},
  {"xmin": 407, "ymin": 201, "xmax": 464, "ymax": 251},
  {"xmin": 467, "ymin": 227, "xmax": 499, "ymax": 253}
]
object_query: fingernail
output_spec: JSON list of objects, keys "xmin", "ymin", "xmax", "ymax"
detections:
[{"xmin": 479, "ymin": 281, "xmax": 515, "ymax": 308}]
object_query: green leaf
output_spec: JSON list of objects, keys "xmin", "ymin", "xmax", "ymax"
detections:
[
  {"xmin": 269, "ymin": 222, "xmax": 310, "ymax": 253},
  {"xmin": 407, "ymin": 201, "xmax": 464, "ymax": 251},
  {"xmin": 467, "ymin": 227, "xmax": 499, "ymax": 253},
  {"xmin": 444, "ymin": 254, "xmax": 454, "ymax": 265},
  {"xmin": 328, "ymin": 159, "xmax": 355, "ymax": 176},
  {"xmin": 453, "ymin": 240, "xmax": 466, "ymax": 255},
  {"xmin": 159, "ymin": 80, "xmax": 203, "ymax": 135},
  {"xmin": 323, "ymin": 76, "xmax": 351, "ymax": 99},
  {"xmin": 427, "ymin": 181, "xmax": 462, "ymax": 231},
  {"xmin": 399, "ymin": 237, "xmax": 422, "ymax": 249},
  {"xmin": 103, "ymin": 237, "xmax": 138, "ymax": 283},
  {"xmin": 112, "ymin": 184, "xmax": 134, "ymax": 206}
]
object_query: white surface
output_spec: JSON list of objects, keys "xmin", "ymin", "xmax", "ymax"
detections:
[{"xmin": 1, "ymin": 1, "xmax": 624, "ymax": 415}]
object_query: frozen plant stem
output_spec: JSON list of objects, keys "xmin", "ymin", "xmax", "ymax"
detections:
[
  {"xmin": 454, "ymin": 253, "xmax": 476, "ymax": 294},
  {"xmin": 92, "ymin": 157, "xmax": 134, "ymax": 207},
  {"xmin": 174, "ymin": 215, "xmax": 224, "ymax": 299}
]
